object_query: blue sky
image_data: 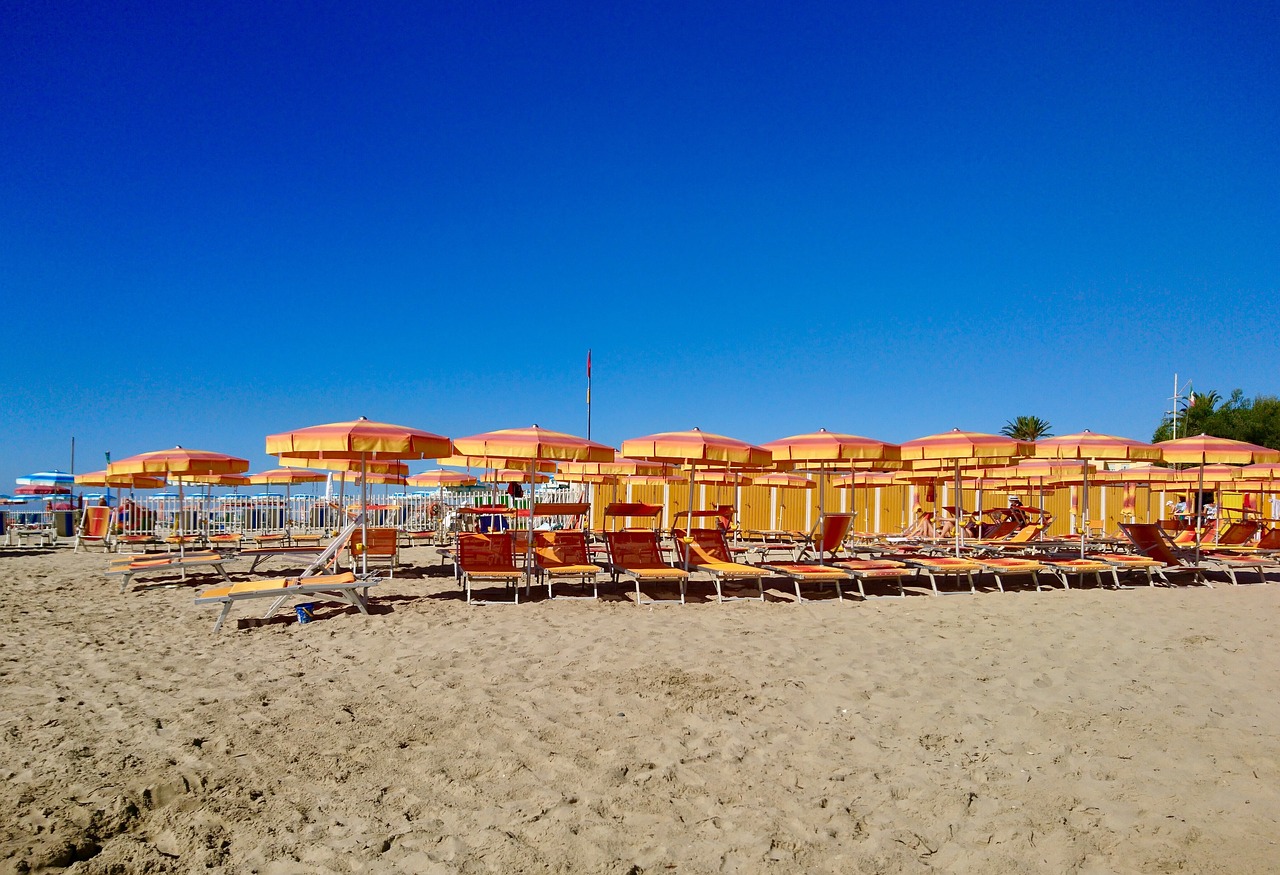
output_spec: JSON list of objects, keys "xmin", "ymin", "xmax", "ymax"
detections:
[{"xmin": 2, "ymin": 1, "xmax": 1277, "ymax": 485}]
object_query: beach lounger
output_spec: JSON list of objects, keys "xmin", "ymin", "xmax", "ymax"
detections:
[
  {"xmin": 972, "ymin": 557, "xmax": 1048, "ymax": 592},
  {"xmin": 756, "ymin": 560, "xmax": 851, "ymax": 602},
  {"xmin": 74, "ymin": 505, "xmax": 114, "ymax": 553},
  {"xmin": 207, "ymin": 532, "xmax": 244, "ymax": 550},
  {"xmin": 898, "ymin": 555, "xmax": 983, "ymax": 595},
  {"xmin": 237, "ymin": 544, "xmax": 329, "ymax": 573},
  {"xmin": 457, "ymin": 532, "xmax": 526, "ymax": 604},
  {"xmin": 533, "ymin": 530, "xmax": 602, "ymax": 599},
  {"xmin": 830, "ymin": 559, "xmax": 917, "ymax": 598},
  {"xmin": 1122, "ymin": 522, "xmax": 1269, "ymax": 586},
  {"xmin": 1031, "ymin": 556, "xmax": 1118, "ymax": 589},
  {"xmin": 673, "ymin": 528, "xmax": 771, "ymax": 603},
  {"xmin": 106, "ymin": 550, "xmax": 231, "ymax": 592},
  {"xmin": 603, "ymin": 530, "xmax": 689, "ymax": 605},
  {"xmin": 194, "ymin": 571, "xmax": 378, "ymax": 634},
  {"xmin": 348, "ymin": 527, "xmax": 400, "ymax": 576},
  {"xmin": 1118, "ymin": 523, "xmax": 1214, "ymax": 586},
  {"xmin": 1087, "ymin": 552, "xmax": 1167, "ymax": 587},
  {"xmin": 602, "ymin": 502, "xmax": 664, "ymax": 532}
]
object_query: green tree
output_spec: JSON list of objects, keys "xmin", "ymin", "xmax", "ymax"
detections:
[
  {"xmin": 1152, "ymin": 388, "xmax": 1280, "ymax": 448},
  {"xmin": 1001, "ymin": 416, "xmax": 1053, "ymax": 441}
]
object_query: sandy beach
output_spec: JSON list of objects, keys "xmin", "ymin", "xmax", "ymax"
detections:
[{"xmin": 2, "ymin": 548, "xmax": 1279, "ymax": 874}]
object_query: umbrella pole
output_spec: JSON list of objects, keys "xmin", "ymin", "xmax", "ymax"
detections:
[
  {"xmin": 818, "ymin": 466, "xmax": 826, "ymax": 566},
  {"xmin": 1194, "ymin": 458, "xmax": 1204, "ymax": 564},
  {"xmin": 684, "ymin": 463, "xmax": 695, "ymax": 583},
  {"xmin": 177, "ymin": 480, "xmax": 185, "ymax": 561},
  {"xmin": 361, "ymin": 452, "xmax": 369, "ymax": 577},
  {"xmin": 954, "ymin": 461, "xmax": 962, "ymax": 558},
  {"xmin": 526, "ymin": 469, "xmax": 535, "ymax": 599},
  {"xmin": 1080, "ymin": 466, "xmax": 1088, "ymax": 559}
]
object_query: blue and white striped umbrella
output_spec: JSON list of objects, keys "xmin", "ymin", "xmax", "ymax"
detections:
[{"xmin": 16, "ymin": 470, "xmax": 76, "ymax": 487}]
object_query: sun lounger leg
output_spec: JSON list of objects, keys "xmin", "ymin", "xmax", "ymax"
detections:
[
  {"xmin": 793, "ymin": 580, "xmax": 802, "ymax": 604},
  {"xmin": 992, "ymin": 572, "xmax": 1004, "ymax": 593},
  {"xmin": 212, "ymin": 603, "xmax": 235, "ymax": 631},
  {"xmin": 967, "ymin": 571, "xmax": 976, "ymax": 594},
  {"xmin": 265, "ymin": 595, "xmax": 289, "ymax": 618}
]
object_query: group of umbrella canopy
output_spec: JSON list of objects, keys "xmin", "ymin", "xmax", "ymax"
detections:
[{"xmin": 24, "ymin": 420, "xmax": 1273, "ymax": 572}]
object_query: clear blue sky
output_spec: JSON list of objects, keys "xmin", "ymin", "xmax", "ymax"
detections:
[{"xmin": 3, "ymin": 1, "xmax": 1277, "ymax": 485}]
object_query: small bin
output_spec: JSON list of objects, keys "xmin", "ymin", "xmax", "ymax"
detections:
[{"xmin": 54, "ymin": 511, "xmax": 74, "ymax": 537}]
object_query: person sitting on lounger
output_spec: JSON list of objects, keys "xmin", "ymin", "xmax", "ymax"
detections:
[{"xmin": 1008, "ymin": 498, "xmax": 1029, "ymax": 527}]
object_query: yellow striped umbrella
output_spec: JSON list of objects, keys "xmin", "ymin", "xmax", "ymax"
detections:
[
  {"xmin": 75, "ymin": 470, "xmax": 167, "ymax": 489},
  {"xmin": 1152, "ymin": 434, "xmax": 1280, "ymax": 560},
  {"xmin": 108, "ymin": 448, "xmax": 249, "ymax": 556},
  {"xmin": 1033, "ymin": 430, "xmax": 1162, "ymax": 553},
  {"xmin": 752, "ymin": 472, "xmax": 815, "ymax": 489},
  {"xmin": 247, "ymin": 468, "xmax": 327, "ymax": 485},
  {"xmin": 406, "ymin": 470, "xmax": 479, "ymax": 488},
  {"xmin": 437, "ymin": 455, "xmax": 557, "ymax": 473},
  {"xmin": 1156, "ymin": 434, "xmax": 1280, "ymax": 465},
  {"xmin": 330, "ymin": 470, "xmax": 407, "ymax": 486},
  {"xmin": 900, "ymin": 429, "xmax": 1033, "ymax": 554},
  {"xmin": 480, "ymin": 469, "xmax": 552, "ymax": 484},
  {"xmin": 278, "ymin": 456, "xmax": 409, "ymax": 475},
  {"xmin": 267, "ymin": 418, "xmax": 452, "ymax": 573},
  {"xmin": 108, "ymin": 447, "xmax": 249, "ymax": 477},
  {"xmin": 1155, "ymin": 435, "xmax": 1280, "ymax": 559},
  {"xmin": 452, "ymin": 425, "xmax": 614, "ymax": 594},
  {"xmin": 558, "ymin": 457, "xmax": 671, "ymax": 476},
  {"xmin": 621, "ymin": 428, "xmax": 770, "ymax": 467},
  {"xmin": 621, "ymin": 429, "xmax": 771, "ymax": 573},
  {"xmin": 266, "ymin": 416, "xmax": 453, "ymax": 462},
  {"xmin": 762, "ymin": 429, "xmax": 900, "ymax": 561},
  {"xmin": 452, "ymin": 425, "xmax": 614, "ymax": 464}
]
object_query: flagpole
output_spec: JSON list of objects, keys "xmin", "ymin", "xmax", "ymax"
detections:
[{"xmin": 586, "ymin": 349, "xmax": 593, "ymax": 442}]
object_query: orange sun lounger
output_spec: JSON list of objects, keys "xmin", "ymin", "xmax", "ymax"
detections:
[
  {"xmin": 456, "ymin": 532, "xmax": 526, "ymax": 604},
  {"xmin": 106, "ymin": 550, "xmax": 230, "ymax": 592},
  {"xmin": 898, "ymin": 555, "xmax": 983, "ymax": 595},
  {"xmin": 194, "ymin": 571, "xmax": 376, "ymax": 634},
  {"xmin": 533, "ymin": 530, "xmax": 603, "ymax": 599},
  {"xmin": 831, "ymin": 559, "xmax": 918, "ymax": 599},
  {"xmin": 673, "ymin": 528, "xmax": 771, "ymax": 603},
  {"xmin": 604, "ymin": 530, "xmax": 689, "ymax": 605}
]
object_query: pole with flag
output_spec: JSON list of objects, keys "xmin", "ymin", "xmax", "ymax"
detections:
[{"xmin": 586, "ymin": 349, "xmax": 593, "ymax": 442}]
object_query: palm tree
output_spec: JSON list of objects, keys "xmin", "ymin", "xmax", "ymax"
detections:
[{"xmin": 1001, "ymin": 416, "xmax": 1053, "ymax": 441}]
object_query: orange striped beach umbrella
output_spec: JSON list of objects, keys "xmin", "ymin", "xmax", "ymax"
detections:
[
  {"xmin": 267, "ymin": 417, "xmax": 453, "ymax": 461},
  {"xmin": 437, "ymin": 455, "xmax": 557, "ymax": 473},
  {"xmin": 108, "ymin": 448, "xmax": 250, "ymax": 556},
  {"xmin": 1155, "ymin": 434, "xmax": 1280, "ymax": 560},
  {"xmin": 480, "ymin": 469, "xmax": 552, "ymax": 484},
  {"xmin": 247, "ymin": 468, "xmax": 328, "ymax": 486},
  {"xmin": 452, "ymin": 425, "xmax": 614, "ymax": 464},
  {"xmin": 406, "ymin": 470, "xmax": 479, "ymax": 489},
  {"xmin": 108, "ymin": 447, "xmax": 250, "ymax": 477},
  {"xmin": 75, "ymin": 470, "xmax": 167, "ymax": 489},
  {"xmin": 621, "ymin": 429, "xmax": 770, "ymax": 574},
  {"xmin": 900, "ymin": 429, "xmax": 1032, "ymax": 555},
  {"xmin": 330, "ymin": 470, "xmax": 408, "ymax": 486},
  {"xmin": 452, "ymin": 425, "xmax": 614, "ymax": 595},
  {"xmin": 762, "ymin": 429, "xmax": 900, "ymax": 562},
  {"xmin": 267, "ymin": 418, "xmax": 452, "ymax": 574},
  {"xmin": 246, "ymin": 469, "xmax": 327, "ymax": 534},
  {"xmin": 279, "ymin": 456, "xmax": 409, "ymax": 476},
  {"xmin": 752, "ymin": 472, "xmax": 816, "ymax": 489}
]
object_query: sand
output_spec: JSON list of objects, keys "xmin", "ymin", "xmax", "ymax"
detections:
[{"xmin": 2, "ymin": 547, "xmax": 1279, "ymax": 874}]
